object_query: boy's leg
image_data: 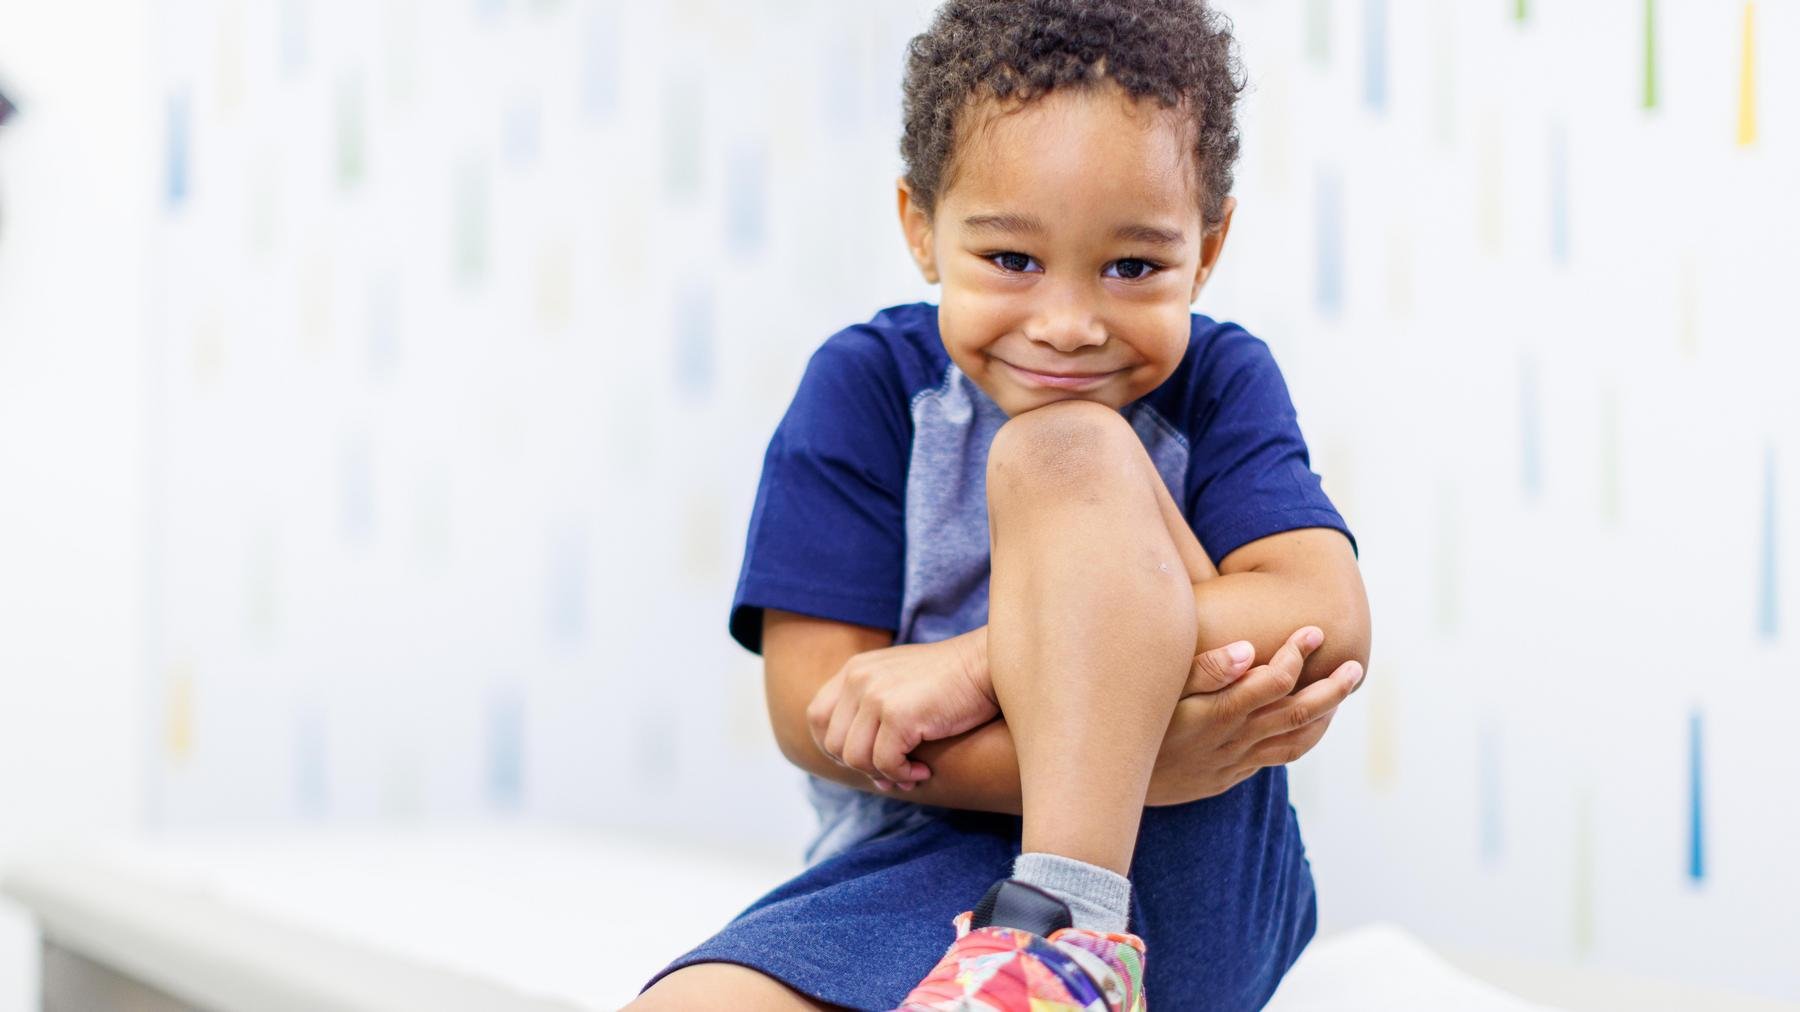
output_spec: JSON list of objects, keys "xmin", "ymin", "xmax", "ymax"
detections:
[
  {"xmin": 629, "ymin": 963, "xmax": 848, "ymax": 1011},
  {"xmin": 985, "ymin": 399, "xmax": 1208, "ymax": 876}
]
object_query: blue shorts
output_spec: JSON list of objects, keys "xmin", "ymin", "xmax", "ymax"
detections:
[{"xmin": 640, "ymin": 768, "xmax": 1317, "ymax": 1011}]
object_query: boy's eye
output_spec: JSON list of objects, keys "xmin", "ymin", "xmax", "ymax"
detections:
[
  {"xmin": 988, "ymin": 251, "xmax": 1039, "ymax": 273},
  {"xmin": 1105, "ymin": 258, "xmax": 1160, "ymax": 281}
]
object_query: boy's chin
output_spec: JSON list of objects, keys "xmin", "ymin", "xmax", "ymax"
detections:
[{"xmin": 991, "ymin": 385, "xmax": 1127, "ymax": 417}]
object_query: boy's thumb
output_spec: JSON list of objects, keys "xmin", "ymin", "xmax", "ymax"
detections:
[{"xmin": 1186, "ymin": 641, "xmax": 1254, "ymax": 694}]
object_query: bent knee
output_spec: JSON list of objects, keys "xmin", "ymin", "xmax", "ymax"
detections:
[{"xmin": 987, "ymin": 399, "xmax": 1142, "ymax": 493}]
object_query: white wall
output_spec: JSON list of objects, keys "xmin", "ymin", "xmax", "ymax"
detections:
[
  {"xmin": 1, "ymin": 0, "xmax": 1797, "ymax": 1006},
  {"xmin": 0, "ymin": 1, "xmax": 153, "ymax": 1008}
]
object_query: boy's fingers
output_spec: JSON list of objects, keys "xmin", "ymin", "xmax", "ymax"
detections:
[
  {"xmin": 1215, "ymin": 658, "xmax": 1293, "ymax": 716},
  {"xmin": 821, "ymin": 693, "xmax": 854, "ymax": 759},
  {"xmin": 808, "ymin": 674, "xmax": 843, "ymax": 741},
  {"xmin": 872, "ymin": 725, "xmax": 923, "ymax": 785},
  {"xmin": 1264, "ymin": 626, "xmax": 1323, "ymax": 692},
  {"xmin": 1185, "ymin": 640, "xmax": 1256, "ymax": 694},
  {"xmin": 1246, "ymin": 709, "xmax": 1337, "ymax": 768},
  {"xmin": 840, "ymin": 707, "xmax": 881, "ymax": 776},
  {"xmin": 1245, "ymin": 659, "xmax": 1361, "ymax": 741}
]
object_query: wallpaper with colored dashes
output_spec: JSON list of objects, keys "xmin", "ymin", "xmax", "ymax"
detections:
[{"xmin": 147, "ymin": 0, "xmax": 1798, "ymax": 999}]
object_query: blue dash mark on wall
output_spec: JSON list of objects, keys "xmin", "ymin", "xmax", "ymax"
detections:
[
  {"xmin": 1363, "ymin": 0, "xmax": 1387, "ymax": 112},
  {"xmin": 547, "ymin": 525, "xmax": 587, "ymax": 644},
  {"xmin": 488, "ymin": 687, "xmax": 524, "ymax": 809},
  {"xmin": 166, "ymin": 91, "xmax": 190, "ymax": 209},
  {"xmin": 1549, "ymin": 122, "xmax": 1570, "ymax": 264},
  {"xmin": 1687, "ymin": 709, "xmax": 1705, "ymax": 883},
  {"xmin": 281, "ymin": 0, "xmax": 308, "ymax": 75},
  {"xmin": 1520, "ymin": 356, "xmax": 1542, "ymax": 499},
  {"xmin": 726, "ymin": 137, "xmax": 768, "ymax": 257},
  {"xmin": 1759, "ymin": 443, "xmax": 1778, "ymax": 639},
  {"xmin": 674, "ymin": 281, "xmax": 715, "ymax": 397},
  {"xmin": 582, "ymin": 3, "xmax": 621, "ymax": 120},
  {"xmin": 1479, "ymin": 720, "xmax": 1502, "ymax": 863},
  {"xmin": 503, "ymin": 96, "xmax": 540, "ymax": 166},
  {"xmin": 1315, "ymin": 169, "xmax": 1344, "ymax": 317}
]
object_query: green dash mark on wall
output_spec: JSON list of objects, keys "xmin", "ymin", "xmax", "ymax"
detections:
[
  {"xmin": 1306, "ymin": 0, "xmax": 1330, "ymax": 67},
  {"xmin": 1688, "ymin": 709, "xmax": 1704, "ymax": 882},
  {"xmin": 336, "ymin": 71, "xmax": 365, "ymax": 189},
  {"xmin": 1434, "ymin": 481, "xmax": 1460, "ymax": 632},
  {"xmin": 1643, "ymin": 0, "xmax": 1659, "ymax": 110},
  {"xmin": 453, "ymin": 156, "xmax": 489, "ymax": 287},
  {"xmin": 1514, "ymin": 0, "xmax": 1527, "ymax": 23}
]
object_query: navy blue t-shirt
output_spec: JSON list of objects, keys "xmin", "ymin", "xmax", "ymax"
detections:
[
  {"xmin": 727, "ymin": 302, "xmax": 1355, "ymax": 867},
  {"xmin": 730, "ymin": 301, "xmax": 1353, "ymax": 655}
]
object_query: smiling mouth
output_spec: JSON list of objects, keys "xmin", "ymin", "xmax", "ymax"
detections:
[{"xmin": 995, "ymin": 358, "xmax": 1122, "ymax": 390}]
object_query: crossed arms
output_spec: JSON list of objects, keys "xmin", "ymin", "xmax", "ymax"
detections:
[{"xmin": 762, "ymin": 525, "xmax": 1371, "ymax": 815}]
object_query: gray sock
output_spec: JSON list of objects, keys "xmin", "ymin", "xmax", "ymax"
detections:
[{"xmin": 1011, "ymin": 851, "xmax": 1132, "ymax": 934}]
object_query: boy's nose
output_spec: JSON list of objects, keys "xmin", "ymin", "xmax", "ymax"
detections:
[{"xmin": 1023, "ymin": 299, "xmax": 1106, "ymax": 352}]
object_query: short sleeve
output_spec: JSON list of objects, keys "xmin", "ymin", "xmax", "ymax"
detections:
[
  {"xmin": 1185, "ymin": 328, "xmax": 1356, "ymax": 565},
  {"xmin": 728, "ymin": 331, "xmax": 911, "ymax": 654}
]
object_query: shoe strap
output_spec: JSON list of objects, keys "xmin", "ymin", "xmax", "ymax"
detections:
[{"xmin": 970, "ymin": 878, "xmax": 1073, "ymax": 936}]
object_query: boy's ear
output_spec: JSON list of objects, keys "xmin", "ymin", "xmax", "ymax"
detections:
[
  {"xmin": 896, "ymin": 177, "xmax": 940, "ymax": 284},
  {"xmin": 1189, "ymin": 195, "xmax": 1237, "ymax": 303}
]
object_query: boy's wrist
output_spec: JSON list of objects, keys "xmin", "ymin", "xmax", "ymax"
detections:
[{"xmin": 957, "ymin": 625, "xmax": 992, "ymax": 693}]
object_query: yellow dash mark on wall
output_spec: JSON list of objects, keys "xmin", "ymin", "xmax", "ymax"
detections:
[
  {"xmin": 1366, "ymin": 669, "xmax": 1397, "ymax": 791},
  {"xmin": 1574, "ymin": 790, "xmax": 1595, "ymax": 957},
  {"xmin": 166, "ymin": 664, "xmax": 194, "ymax": 763},
  {"xmin": 536, "ymin": 236, "xmax": 573, "ymax": 333},
  {"xmin": 1434, "ymin": 481, "xmax": 1460, "ymax": 632},
  {"xmin": 1736, "ymin": 3, "xmax": 1757, "ymax": 147},
  {"xmin": 1387, "ymin": 224, "xmax": 1412, "ymax": 318},
  {"xmin": 1677, "ymin": 252, "xmax": 1699, "ymax": 355}
]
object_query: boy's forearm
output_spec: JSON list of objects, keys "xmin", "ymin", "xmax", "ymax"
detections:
[
  {"xmin": 782, "ymin": 712, "xmax": 1024, "ymax": 816},
  {"xmin": 780, "ymin": 567, "xmax": 1369, "ymax": 815},
  {"xmin": 1191, "ymin": 570, "xmax": 1371, "ymax": 689}
]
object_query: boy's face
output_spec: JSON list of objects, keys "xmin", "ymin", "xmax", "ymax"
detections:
[{"xmin": 898, "ymin": 83, "xmax": 1235, "ymax": 417}]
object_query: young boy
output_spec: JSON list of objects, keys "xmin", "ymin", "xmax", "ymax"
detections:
[{"xmin": 635, "ymin": 2, "xmax": 1369, "ymax": 1009}]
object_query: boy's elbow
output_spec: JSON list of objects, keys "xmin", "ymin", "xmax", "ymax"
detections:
[
  {"xmin": 769, "ymin": 698, "xmax": 832, "ymax": 776},
  {"xmin": 1300, "ymin": 582, "xmax": 1371, "ymax": 690},
  {"xmin": 1324, "ymin": 589, "xmax": 1372, "ymax": 687}
]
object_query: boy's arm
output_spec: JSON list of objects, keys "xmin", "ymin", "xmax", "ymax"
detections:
[
  {"xmin": 764, "ymin": 524, "xmax": 1368, "ymax": 815},
  {"xmin": 1195, "ymin": 527, "xmax": 1371, "ymax": 690},
  {"xmin": 896, "ymin": 530, "xmax": 1370, "ymax": 814},
  {"xmin": 1188, "ymin": 529, "xmax": 1368, "ymax": 684},
  {"xmin": 762, "ymin": 608, "xmax": 1025, "ymax": 814}
]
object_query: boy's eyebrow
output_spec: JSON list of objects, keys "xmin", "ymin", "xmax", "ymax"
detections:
[{"xmin": 962, "ymin": 213, "xmax": 1185, "ymax": 248}]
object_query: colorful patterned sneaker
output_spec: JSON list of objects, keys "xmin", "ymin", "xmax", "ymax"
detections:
[{"xmin": 894, "ymin": 879, "xmax": 1147, "ymax": 1012}]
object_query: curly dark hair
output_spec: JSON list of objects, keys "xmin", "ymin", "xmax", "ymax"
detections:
[{"xmin": 900, "ymin": 0, "xmax": 1245, "ymax": 230}]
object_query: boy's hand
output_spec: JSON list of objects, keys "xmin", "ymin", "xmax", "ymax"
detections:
[
  {"xmin": 807, "ymin": 628, "xmax": 996, "ymax": 792},
  {"xmin": 1148, "ymin": 626, "xmax": 1364, "ymax": 806}
]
